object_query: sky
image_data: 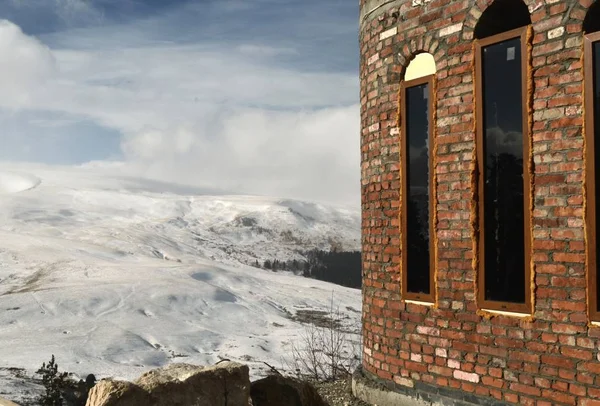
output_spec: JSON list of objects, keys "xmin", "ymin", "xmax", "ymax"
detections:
[{"xmin": 0, "ymin": 0, "xmax": 360, "ymax": 207}]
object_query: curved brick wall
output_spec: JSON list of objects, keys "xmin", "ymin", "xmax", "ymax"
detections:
[{"xmin": 359, "ymin": 0, "xmax": 600, "ymax": 404}]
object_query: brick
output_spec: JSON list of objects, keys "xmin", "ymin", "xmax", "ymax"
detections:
[
  {"xmin": 453, "ymin": 370, "xmax": 479, "ymax": 383},
  {"xmin": 533, "ymin": 40, "xmax": 564, "ymax": 56},
  {"xmin": 379, "ymin": 27, "xmax": 397, "ymax": 40},
  {"xmin": 547, "ymin": 27, "xmax": 565, "ymax": 39},
  {"xmin": 511, "ymin": 383, "xmax": 542, "ymax": 397},
  {"xmin": 560, "ymin": 347, "xmax": 594, "ymax": 361},
  {"xmin": 367, "ymin": 53, "xmax": 379, "ymax": 65},
  {"xmin": 448, "ymin": 359, "xmax": 460, "ymax": 369},
  {"xmin": 541, "ymin": 389, "xmax": 576, "ymax": 405},
  {"xmin": 393, "ymin": 376, "xmax": 414, "ymax": 388},
  {"xmin": 439, "ymin": 23, "xmax": 463, "ymax": 37}
]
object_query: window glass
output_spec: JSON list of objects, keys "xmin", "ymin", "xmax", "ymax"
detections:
[
  {"xmin": 405, "ymin": 83, "xmax": 431, "ymax": 295},
  {"xmin": 594, "ymin": 41, "xmax": 600, "ymax": 311},
  {"xmin": 481, "ymin": 37, "xmax": 525, "ymax": 303}
]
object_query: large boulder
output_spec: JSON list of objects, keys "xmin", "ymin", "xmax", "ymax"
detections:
[
  {"xmin": 85, "ymin": 379, "xmax": 150, "ymax": 406},
  {"xmin": 136, "ymin": 362, "xmax": 250, "ymax": 406},
  {"xmin": 250, "ymin": 375, "xmax": 328, "ymax": 406},
  {"xmin": 85, "ymin": 361, "xmax": 250, "ymax": 406}
]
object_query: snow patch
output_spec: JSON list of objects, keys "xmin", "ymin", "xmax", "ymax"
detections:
[{"xmin": 0, "ymin": 172, "xmax": 41, "ymax": 194}]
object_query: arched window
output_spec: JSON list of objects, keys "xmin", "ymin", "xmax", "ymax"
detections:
[
  {"xmin": 474, "ymin": 0, "xmax": 530, "ymax": 39},
  {"xmin": 474, "ymin": 1, "xmax": 532, "ymax": 313},
  {"xmin": 583, "ymin": 1, "xmax": 600, "ymax": 34},
  {"xmin": 584, "ymin": 2, "xmax": 600, "ymax": 322},
  {"xmin": 400, "ymin": 53, "xmax": 436, "ymax": 303}
]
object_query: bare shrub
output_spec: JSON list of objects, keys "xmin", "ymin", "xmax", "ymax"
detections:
[{"xmin": 285, "ymin": 292, "xmax": 362, "ymax": 382}]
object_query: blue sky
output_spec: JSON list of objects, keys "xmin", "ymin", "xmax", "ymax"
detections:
[{"xmin": 0, "ymin": 0, "xmax": 360, "ymax": 206}]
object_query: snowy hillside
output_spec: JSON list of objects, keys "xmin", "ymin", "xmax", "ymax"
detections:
[
  {"xmin": 0, "ymin": 162, "xmax": 362, "ymax": 404},
  {"xmin": 0, "ymin": 162, "xmax": 360, "ymax": 268}
]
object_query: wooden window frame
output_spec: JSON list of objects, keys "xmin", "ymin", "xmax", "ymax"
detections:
[
  {"xmin": 585, "ymin": 31, "xmax": 600, "ymax": 322},
  {"xmin": 400, "ymin": 74, "xmax": 436, "ymax": 303},
  {"xmin": 474, "ymin": 26, "xmax": 532, "ymax": 314}
]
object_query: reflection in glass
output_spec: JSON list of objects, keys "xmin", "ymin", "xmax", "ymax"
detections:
[
  {"xmin": 481, "ymin": 37, "xmax": 525, "ymax": 304},
  {"xmin": 594, "ymin": 41, "xmax": 600, "ymax": 312},
  {"xmin": 405, "ymin": 83, "xmax": 430, "ymax": 295}
]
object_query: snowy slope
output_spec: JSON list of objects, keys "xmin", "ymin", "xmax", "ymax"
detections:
[
  {"xmin": 0, "ymin": 163, "xmax": 362, "ymax": 404},
  {"xmin": 0, "ymin": 162, "xmax": 360, "ymax": 268}
]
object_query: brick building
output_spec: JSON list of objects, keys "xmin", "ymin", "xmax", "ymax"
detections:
[{"xmin": 355, "ymin": 0, "xmax": 600, "ymax": 405}]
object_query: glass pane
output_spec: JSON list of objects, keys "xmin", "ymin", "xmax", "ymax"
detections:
[
  {"xmin": 405, "ymin": 83, "xmax": 431, "ymax": 295},
  {"xmin": 481, "ymin": 37, "xmax": 526, "ymax": 304},
  {"xmin": 594, "ymin": 41, "xmax": 600, "ymax": 312}
]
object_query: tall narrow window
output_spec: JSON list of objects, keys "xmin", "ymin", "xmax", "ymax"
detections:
[
  {"xmin": 401, "ymin": 69, "xmax": 435, "ymax": 303},
  {"xmin": 583, "ymin": 2, "xmax": 600, "ymax": 35},
  {"xmin": 475, "ymin": 25, "xmax": 531, "ymax": 313},
  {"xmin": 585, "ymin": 29, "xmax": 600, "ymax": 322}
]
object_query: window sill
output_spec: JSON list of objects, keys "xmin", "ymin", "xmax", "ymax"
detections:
[
  {"xmin": 405, "ymin": 299, "xmax": 434, "ymax": 307},
  {"xmin": 481, "ymin": 308, "xmax": 530, "ymax": 318},
  {"xmin": 591, "ymin": 321, "xmax": 600, "ymax": 327}
]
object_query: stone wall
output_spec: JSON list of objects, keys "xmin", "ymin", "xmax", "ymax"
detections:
[{"xmin": 359, "ymin": 0, "xmax": 600, "ymax": 404}]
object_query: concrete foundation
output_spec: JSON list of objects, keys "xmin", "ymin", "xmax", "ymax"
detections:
[{"xmin": 352, "ymin": 367, "xmax": 510, "ymax": 406}]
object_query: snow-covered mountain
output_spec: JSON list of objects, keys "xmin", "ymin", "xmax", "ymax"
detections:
[
  {"xmin": 0, "ymin": 162, "xmax": 360, "ymax": 268},
  {"xmin": 0, "ymin": 162, "xmax": 362, "ymax": 404}
]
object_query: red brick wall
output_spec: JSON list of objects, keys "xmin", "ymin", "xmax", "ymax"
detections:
[{"xmin": 359, "ymin": 0, "xmax": 600, "ymax": 404}]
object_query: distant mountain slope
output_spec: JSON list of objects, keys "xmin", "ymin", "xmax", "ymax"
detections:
[
  {"xmin": 0, "ymin": 162, "xmax": 362, "ymax": 404},
  {"xmin": 0, "ymin": 162, "xmax": 360, "ymax": 268}
]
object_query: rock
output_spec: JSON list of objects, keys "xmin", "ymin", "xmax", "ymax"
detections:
[
  {"xmin": 0, "ymin": 397, "xmax": 20, "ymax": 406},
  {"xmin": 136, "ymin": 362, "xmax": 250, "ymax": 406},
  {"xmin": 62, "ymin": 374, "xmax": 98, "ymax": 406},
  {"xmin": 250, "ymin": 375, "xmax": 329, "ymax": 406},
  {"xmin": 85, "ymin": 361, "xmax": 250, "ymax": 406},
  {"xmin": 85, "ymin": 379, "xmax": 150, "ymax": 406}
]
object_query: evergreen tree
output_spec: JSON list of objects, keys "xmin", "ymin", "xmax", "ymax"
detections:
[{"xmin": 37, "ymin": 355, "xmax": 68, "ymax": 406}]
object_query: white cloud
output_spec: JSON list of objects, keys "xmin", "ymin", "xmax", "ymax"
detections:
[
  {"xmin": 0, "ymin": 17, "xmax": 360, "ymax": 206},
  {"xmin": 119, "ymin": 105, "xmax": 360, "ymax": 206},
  {"xmin": 0, "ymin": 20, "xmax": 56, "ymax": 108}
]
